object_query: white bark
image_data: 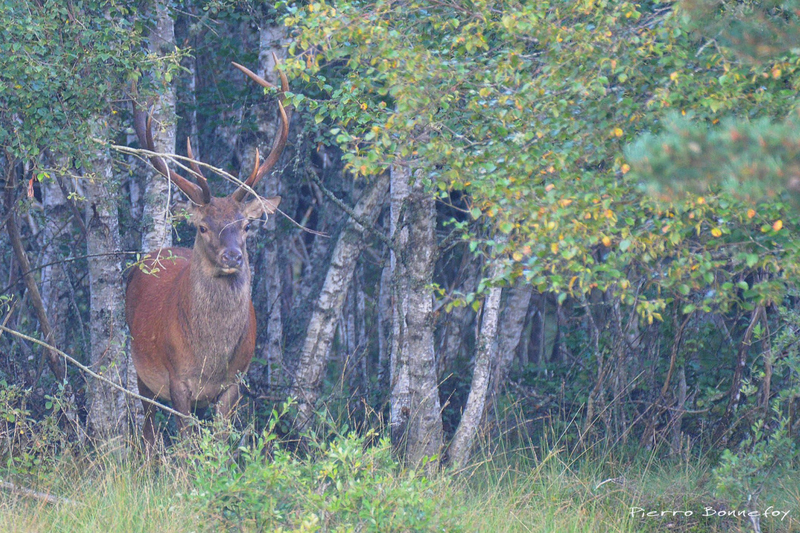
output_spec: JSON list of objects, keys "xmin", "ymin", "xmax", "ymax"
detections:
[
  {"xmin": 292, "ymin": 172, "xmax": 389, "ymax": 427},
  {"xmin": 389, "ymin": 165, "xmax": 443, "ymax": 467},
  {"xmin": 141, "ymin": 0, "xmax": 175, "ymax": 252},
  {"xmin": 250, "ymin": 22, "xmax": 287, "ymax": 397},
  {"xmin": 448, "ymin": 266, "xmax": 503, "ymax": 469},
  {"xmin": 492, "ymin": 279, "xmax": 534, "ymax": 393},
  {"xmin": 39, "ymin": 173, "xmax": 70, "ymax": 356},
  {"xmin": 85, "ymin": 121, "xmax": 132, "ymax": 443}
]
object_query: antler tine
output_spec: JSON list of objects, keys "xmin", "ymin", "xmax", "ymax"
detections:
[
  {"xmin": 248, "ymin": 148, "xmax": 261, "ymax": 185},
  {"xmin": 186, "ymin": 137, "xmax": 212, "ymax": 204},
  {"xmin": 132, "ymin": 102, "xmax": 209, "ymax": 206},
  {"xmin": 230, "ymin": 57, "xmax": 292, "ymax": 202},
  {"xmin": 231, "ymin": 61, "xmax": 277, "ymax": 90}
]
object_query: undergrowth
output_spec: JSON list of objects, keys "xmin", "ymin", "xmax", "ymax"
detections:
[{"xmin": 0, "ymin": 397, "xmax": 797, "ymax": 532}]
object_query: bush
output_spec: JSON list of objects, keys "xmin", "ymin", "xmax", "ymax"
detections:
[{"xmin": 183, "ymin": 402, "xmax": 458, "ymax": 532}]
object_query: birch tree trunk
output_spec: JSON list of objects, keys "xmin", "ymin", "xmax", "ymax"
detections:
[
  {"xmin": 448, "ymin": 267, "xmax": 503, "ymax": 469},
  {"xmin": 377, "ymin": 248, "xmax": 392, "ymax": 392},
  {"xmin": 389, "ymin": 165, "xmax": 443, "ymax": 467},
  {"xmin": 492, "ymin": 279, "xmax": 533, "ymax": 394},
  {"xmin": 39, "ymin": 175, "xmax": 70, "ymax": 366},
  {"xmin": 140, "ymin": 0, "xmax": 176, "ymax": 252},
  {"xmin": 292, "ymin": 172, "xmax": 389, "ymax": 428},
  {"xmin": 253, "ymin": 23, "xmax": 288, "ymax": 395},
  {"xmin": 85, "ymin": 125, "xmax": 131, "ymax": 443}
]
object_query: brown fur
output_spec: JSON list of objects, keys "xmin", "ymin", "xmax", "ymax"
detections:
[
  {"xmin": 126, "ymin": 196, "xmax": 278, "ymax": 446},
  {"xmin": 128, "ymin": 60, "xmax": 289, "ymax": 447}
]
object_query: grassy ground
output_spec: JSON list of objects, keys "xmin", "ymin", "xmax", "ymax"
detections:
[{"xmin": 0, "ymin": 430, "xmax": 797, "ymax": 533}]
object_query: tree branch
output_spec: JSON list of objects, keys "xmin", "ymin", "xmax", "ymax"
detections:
[{"xmin": 0, "ymin": 325, "xmax": 194, "ymax": 421}]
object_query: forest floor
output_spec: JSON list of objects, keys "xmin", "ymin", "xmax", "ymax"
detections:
[{"xmin": 0, "ymin": 425, "xmax": 797, "ymax": 533}]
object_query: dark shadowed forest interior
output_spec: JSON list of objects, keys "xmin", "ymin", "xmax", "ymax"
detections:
[{"xmin": 1, "ymin": 1, "xmax": 799, "ymax": 531}]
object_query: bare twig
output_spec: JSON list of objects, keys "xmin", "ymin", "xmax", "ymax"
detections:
[
  {"xmin": 305, "ymin": 165, "xmax": 393, "ymax": 251},
  {"xmin": 0, "ymin": 325, "xmax": 194, "ymax": 421},
  {"xmin": 4, "ymin": 162, "xmax": 66, "ymax": 382},
  {"xmin": 0, "ymin": 480, "xmax": 78, "ymax": 506}
]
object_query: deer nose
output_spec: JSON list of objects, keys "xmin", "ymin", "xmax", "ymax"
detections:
[{"xmin": 221, "ymin": 249, "xmax": 243, "ymax": 268}]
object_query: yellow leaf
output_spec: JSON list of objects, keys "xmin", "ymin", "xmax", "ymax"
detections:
[
  {"xmin": 613, "ymin": 127, "xmax": 623, "ymax": 137},
  {"xmin": 602, "ymin": 236, "xmax": 611, "ymax": 247},
  {"xmin": 512, "ymin": 251, "xmax": 523, "ymax": 261},
  {"xmin": 711, "ymin": 228, "xmax": 722, "ymax": 237},
  {"xmin": 670, "ymin": 71, "xmax": 679, "ymax": 81},
  {"xmin": 551, "ymin": 243, "xmax": 559, "ymax": 254},
  {"xmin": 772, "ymin": 68, "xmax": 782, "ymax": 79},
  {"xmin": 620, "ymin": 164, "xmax": 630, "ymax": 174},
  {"xmin": 773, "ymin": 220, "xmax": 783, "ymax": 231},
  {"xmin": 697, "ymin": 196, "xmax": 705, "ymax": 204},
  {"xmin": 545, "ymin": 184, "xmax": 555, "ymax": 191},
  {"xmin": 568, "ymin": 276, "xmax": 578, "ymax": 292},
  {"xmin": 747, "ymin": 209, "xmax": 756, "ymax": 219}
]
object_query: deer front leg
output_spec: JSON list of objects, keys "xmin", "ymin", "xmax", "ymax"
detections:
[
  {"xmin": 138, "ymin": 377, "xmax": 160, "ymax": 452},
  {"xmin": 215, "ymin": 383, "xmax": 242, "ymax": 420},
  {"xmin": 169, "ymin": 378, "xmax": 194, "ymax": 437}
]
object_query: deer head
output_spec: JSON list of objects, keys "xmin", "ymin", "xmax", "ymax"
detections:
[{"xmin": 132, "ymin": 60, "xmax": 290, "ymax": 277}]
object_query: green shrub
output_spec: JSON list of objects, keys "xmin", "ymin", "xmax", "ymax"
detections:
[{"xmin": 183, "ymin": 402, "xmax": 458, "ymax": 532}]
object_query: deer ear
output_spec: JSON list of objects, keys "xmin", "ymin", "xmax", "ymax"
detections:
[{"xmin": 244, "ymin": 195, "xmax": 281, "ymax": 219}]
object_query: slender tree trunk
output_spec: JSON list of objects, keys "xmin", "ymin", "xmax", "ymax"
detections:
[
  {"xmin": 389, "ymin": 165, "xmax": 443, "ymax": 467},
  {"xmin": 141, "ymin": 0, "xmax": 176, "ymax": 252},
  {"xmin": 253, "ymin": 24, "xmax": 288, "ymax": 396},
  {"xmin": 448, "ymin": 268, "xmax": 503, "ymax": 469},
  {"xmin": 436, "ymin": 257, "xmax": 479, "ymax": 381},
  {"xmin": 39, "ymin": 173, "xmax": 70, "ymax": 355},
  {"xmin": 4, "ymin": 164, "xmax": 66, "ymax": 383},
  {"xmin": 292, "ymin": 172, "xmax": 389, "ymax": 428},
  {"xmin": 84, "ymin": 125, "xmax": 131, "ymax": 443},
  {"xmin": 377, "ymin": 246, "xmax": 392, "ymax": 393},
  {"xmin": 492, "ymin": 279, "xmax": 533, "ymax": 394},
  {"xmin": 354, "ymin": 264, "xmax": 368, "ymax": 396},
  {"xmin": 285, "ymin": 170, "xmax": 347, "ymax": 365},
  {"xmin": 715, "ymin": 305, "xmax": 765, "ymax": 445}
]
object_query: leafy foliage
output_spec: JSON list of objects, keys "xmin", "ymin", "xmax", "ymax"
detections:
[
  {"xmin": 184, "ymin": 405, "xmax": 458, "ymax": 532},
  {"xmin": 0, "ymin": 0, "xmax": 147, "ymax": 162},
  {"xmin": 284, "ymin": 0, "xmax": 800, "ymax": 323}
]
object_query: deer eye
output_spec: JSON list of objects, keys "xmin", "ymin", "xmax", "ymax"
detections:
[
  {"xmin": 244, "ymin": 222, "xmax": 252, "ymax": 232},
  {"xmin": 199, "ymin": 225, "xmax": 208, "ymax": 234}
]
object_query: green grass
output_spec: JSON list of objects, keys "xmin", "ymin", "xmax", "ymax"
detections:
[
  {"xmin": 0, "ymin": 398, "xmax": 797, "ymax": 533},
  {"xmin": 1, "ymin": 431, "xmax": 797, "ymax": 533}
]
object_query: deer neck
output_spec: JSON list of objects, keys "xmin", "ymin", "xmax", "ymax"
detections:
[{"xmin": 185, "ymin": 249, "xmax": 252, "ymax": 360}]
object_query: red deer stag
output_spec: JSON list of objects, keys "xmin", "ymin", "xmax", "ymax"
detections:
[{"xmin": 126, "ymin": 61, "xmax": 289, "ymax": 446}]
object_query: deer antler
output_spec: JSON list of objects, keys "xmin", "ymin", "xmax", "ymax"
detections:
[
  {"xmin": 132, "ymin": 104, "xmax": 212, "ymax": 205},
  {"xmin": 230, "ymin": 55, "xmax": 291, "ymax": 202}
]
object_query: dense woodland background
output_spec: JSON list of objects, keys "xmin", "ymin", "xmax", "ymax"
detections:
[{"xmin": 1, "ymin": 0, "xmax": 800, "ymax": 526}]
